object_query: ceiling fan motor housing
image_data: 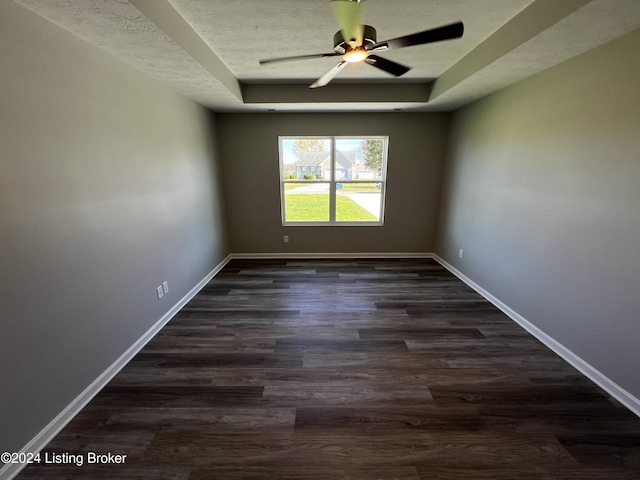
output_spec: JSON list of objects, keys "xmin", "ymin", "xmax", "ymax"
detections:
[{"xmin": 333, "ymin": 24, "xmax": 377, "ymax": 53}]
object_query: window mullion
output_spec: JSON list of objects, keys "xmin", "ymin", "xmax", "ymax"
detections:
[{"xmin": 329, "ymin": 137, "xmax": 336, "ymax": 223}]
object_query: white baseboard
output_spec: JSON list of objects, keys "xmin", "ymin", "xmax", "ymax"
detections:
[
  {"xmin": 0, "ymin": 254, "xmax": 232, "ymax": 480},
  {"xmin": 433, "ymin": 254, "xmax": 640, "ymax": 418},
  {"xmin": 230, "ymin": 252, "xmax": 435, "ymax": 259}
]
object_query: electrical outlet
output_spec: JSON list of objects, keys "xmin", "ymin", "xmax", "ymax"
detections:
[
  {"xmin": 156, "ymin": 286, "xmax": 164, "ymax": 299},
  {"xmin": 458, "ymin": 249, "xmax": 464, "ymax": 259},
  {"xmin": 284, "ymin": 235, "xmax": 289, "ymax": 243},
  {"xmin": 162, "ymin": 281, "xmax": 169, "ymax": 294}
]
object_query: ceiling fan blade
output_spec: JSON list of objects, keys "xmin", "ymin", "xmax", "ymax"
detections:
[
  {"xmin": 370, "ymin": 21, "xmax": 464, "ymax": 51},
  {"xmin": 260, "ymin": 52, "xmax": 339, "ymax": 65},
  {"xmin": 365, "ymin": 54, "xmax": 411, "ymax": 77},
  {"xmin": 332, "ymin": 0, "xmax": 364, "ymax": 47},
  {"xmin": 310, "ymin": 61, "xmax": 348, "ymax": 89}
]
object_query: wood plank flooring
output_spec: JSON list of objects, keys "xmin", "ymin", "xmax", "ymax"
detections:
[{"xmin": 16, "ymin": 259, "xmax": 640, "ymax": 479}]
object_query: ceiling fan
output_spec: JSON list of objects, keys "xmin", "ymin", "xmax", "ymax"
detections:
[{"xmin": 259, "ymin": 0, "xmax": 464, "ymax": 88}]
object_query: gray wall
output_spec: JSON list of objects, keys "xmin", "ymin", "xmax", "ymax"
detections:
[
  {"xmin": 218, "ymin": 112, "xmax": 449, "ymax": 254},
  {"xmin": 0, "ymin": 1, "xmax": 228, "ymax": 454},
  {"xmin": 436, "ymin": 29, "xmax": 640, "ymax": 398}
]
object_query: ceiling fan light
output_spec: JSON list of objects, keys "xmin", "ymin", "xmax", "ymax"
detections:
[{"xmin": 343, "ymin": 48, "xmax": 368, "ymax": 63}]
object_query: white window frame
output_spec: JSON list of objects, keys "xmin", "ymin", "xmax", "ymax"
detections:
[{"xmin": 279, "ymin": 136, "xmax": 388, "ymax": 226}]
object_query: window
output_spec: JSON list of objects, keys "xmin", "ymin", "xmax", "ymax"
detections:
[{"xmin": 279, "ymin": 136, "xmax": 388, "ymax": 226}]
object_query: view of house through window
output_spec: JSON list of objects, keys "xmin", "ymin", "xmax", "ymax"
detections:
[{"xmin": 279, "ymin": 136, "xmax": 388, "ymax": 225}]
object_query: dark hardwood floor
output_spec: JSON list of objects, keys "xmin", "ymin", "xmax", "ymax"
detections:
[{"xmin": 17, "ymin": 259, "xmax": 640, "ymax": 479}]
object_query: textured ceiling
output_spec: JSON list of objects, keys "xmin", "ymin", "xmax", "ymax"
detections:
[
  {"xmin": 14, "ymin": 0, "xmax": 640, "ymax": 112},
  {"xmin": 169, "ymin": 0, "xmax": 530, "ymax": 82}
]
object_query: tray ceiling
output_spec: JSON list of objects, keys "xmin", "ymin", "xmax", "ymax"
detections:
[{"xmin": 15, "ymin": 0, "xmax": 640, "ymax": 112}]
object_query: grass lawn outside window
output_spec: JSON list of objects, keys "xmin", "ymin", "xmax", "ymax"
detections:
[{"xmin": 284, "ymin": 194, "xmax": 377, "ymax": 222}]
